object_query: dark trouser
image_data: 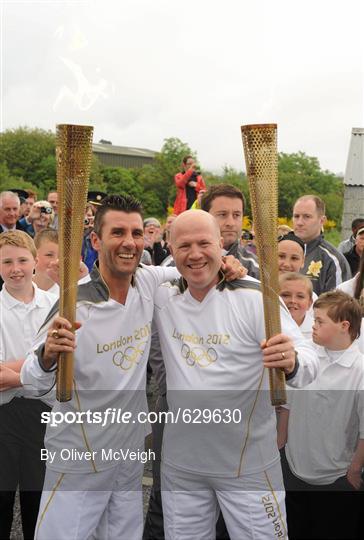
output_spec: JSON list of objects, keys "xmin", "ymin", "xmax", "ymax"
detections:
[
  {"xmin": 143, "ymin": 395, "xmax": 230, "ymax": 540},
  {"xmin": 281, "ymin": 447, "xmax": 362, "ymax": 540},
  {"xmin": 0, "ymin": 398, "xmax": 50, "ymax": 540}
]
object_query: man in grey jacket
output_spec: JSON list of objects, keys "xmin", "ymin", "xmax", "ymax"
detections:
[{"xmin": 293, "ymin": 195, "xmax": 351, "ymax": 295}]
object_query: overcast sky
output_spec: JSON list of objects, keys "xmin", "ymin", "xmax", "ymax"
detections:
[{"xmin": 1, "ymin": 0, "xmax": 363, "ymax": 174}]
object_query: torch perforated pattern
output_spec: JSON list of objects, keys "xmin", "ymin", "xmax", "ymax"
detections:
[
  {"xmin": 56, "ymin": 124, "xmax": 93, "ymax": 401},
  {"xmin": 241, "ymin": 124, "xmax": 286, "ymax": 405}
]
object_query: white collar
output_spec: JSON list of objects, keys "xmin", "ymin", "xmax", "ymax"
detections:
[{"xmin": 1, "ymin": 282, "xmax": 42, "ymax": 310}]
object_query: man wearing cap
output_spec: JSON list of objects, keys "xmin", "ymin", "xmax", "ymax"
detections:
[
  {"xmin": 292, "ymin": 195, "xmax": 351, "ymax": 295},
  {"xmin": 144, "ymin": 218, "xmax": 171, "ymax": 265},
  {"xmin": 344, "ymin": 226, "xmax": 364, "ymax": 275},
  {"xmin": 338, "ymin": 218, "xmax": 364, "ymax": 255}
]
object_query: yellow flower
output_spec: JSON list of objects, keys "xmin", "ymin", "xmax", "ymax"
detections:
[{"xmin": 307, "ymin": 260, "xmax": 323, "ymax": 278}]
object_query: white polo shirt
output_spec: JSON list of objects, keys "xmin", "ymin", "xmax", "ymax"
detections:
[
  {"xmin": 286, "ymin": 340, "xmax": 364, "ymax": 485},
  {"xmin": 0, "ymin": 283, "xmax": 57, "ymax": 405}
]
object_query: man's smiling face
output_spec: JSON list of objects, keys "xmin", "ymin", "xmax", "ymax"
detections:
[
  {"xmin": 91, "ymin": 210, "xmax": 144, "ymax": 279},
  {"xmin": 170, "ymin": 210, "xmax": 223, "ymax": 301}
]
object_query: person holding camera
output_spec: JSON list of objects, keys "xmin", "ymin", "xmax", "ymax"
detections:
[
  {"xmin": 173, "ymin": 155, "xmax": 206, "ymax": 215},
  {"xmin": 18, "ymin": 200, "xmax": 55, "ymax": 238}
]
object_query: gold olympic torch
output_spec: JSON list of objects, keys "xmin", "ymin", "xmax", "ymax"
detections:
[
  {"xmin": 241, "ymin": 124, "xmax": 286, "ymax": 406},
  {"xmin": 56, "ymin": 124, "xmax": 94, "ymax": 402}
]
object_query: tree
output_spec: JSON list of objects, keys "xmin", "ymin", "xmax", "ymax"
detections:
[
  {"xmin": 277, "ymin": 152, "xmax": 344, "ymax": 222},
  {"xmin": 0, "ymin": 127, "xmax": 55, "ymax": 186},
  {"xmin": 102, "ymin": 167, "xmax": 143, "ymax": 200}
]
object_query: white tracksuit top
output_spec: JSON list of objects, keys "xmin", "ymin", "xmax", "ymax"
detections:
[{"xmin": 154, "ymin": 280, "xmax": 319, "ymax": 477}]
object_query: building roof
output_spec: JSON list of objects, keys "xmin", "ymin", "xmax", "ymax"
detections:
[
  {"xmin": 92, "ymin": 143, "xmax": 156, "ymax": 159},
  {"xmin": 344, "ymin": 128, "xmax": 364, "ymax": 187}
]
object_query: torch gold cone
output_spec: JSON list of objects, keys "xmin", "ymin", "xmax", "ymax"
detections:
[
  {"xmin": 241, "ymin": 124, "xmax": 286, "ymax": 406},
  {"xmin": 56, "ymin": 124, "xmax": 94, "ymax": 402}
]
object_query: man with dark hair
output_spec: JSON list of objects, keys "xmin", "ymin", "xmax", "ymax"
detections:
[
  {"xmin": 293, "ymin": 195, "xmax": 351, "ymax": 295},
  {"xmin": 20, "ymin": 194, "xmax": 180, "ymax": 540},
  {"xmin": 201, "ymin": 184, "xmax": 259, "ymax": 279},
  {"xmin": 338, "ymin": 217, "xmax": 364, "ymax": 254},
  {"xmin": 173, "ymin": 156, "xmax": 206, "ymax": 215}
]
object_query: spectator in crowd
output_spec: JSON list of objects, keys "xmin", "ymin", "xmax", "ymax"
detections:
[
  {"xmin": 144, "ymin": 218, "xmax": 170, "ymax": 265},
  {"xmin": 201, "ymin": 184, "xmax": 260, "ymax": 279},
  {"xmin": 344, "ymin": 226, "xmax": 364, "ymax": 275},
  {"xmin": 24, "ymin": 190, "xmax": 37, "ymax": 218},
  {"xmin": 240, "ymin": 228, "xmax": 254, "ymax": 250},
  {"xmin": 0, "ymin": 191, "xmax": 26, "ymax": 233},
  {"xmin": 190, "ymin": 188, "xmax": 206, "ymax": 210},
  {"xmin": 338, "ymin": 250, "xmax": 364, "ymax": 354},
  {"xmin": 173, "ymin": 156, "xmax": 206, "ymax": 215},
  {"xmin": 81, "ymin": 203, "xmax": 98, "ymax": 272},
  {"xmin": 47, "ymin": 191, "xmax": 58, "ymax": 229},
  {"xmin": 277, "ymin": 224, "xmax": 293, "ymax": 237},
  {"xmin": 337, "ymin": 218, "xmax": 364, "ymax": 254},
  {"xmin": 278, "ymin": 231, "xmax": 305, "ymax": 275},
  {"xmin": 0, "ymin": 230, "xmax": 56, "ymax": 540},
  {"xmin": 33, "ymin": 229, "xmax": 59, "ymax": 293},
  {"xmin": 283, "ymin": 290, "xmax": 363, "ymax": 540},
  {"xmin": 279, "ymin": 272, "xmax": 314, "ymax": 339},
  {"xmin": 19, "ymin": 201, "xmax": 55, "ymax": 238},
  {"xmin": 292, "ymin": 195, "xmax": 351, "ymax": 295}
]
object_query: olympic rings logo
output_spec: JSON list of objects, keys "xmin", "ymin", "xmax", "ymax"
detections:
[
  {"xmin": 181, "ymin": 344, "xmax": 218, "ymax": 368},
  {"xmin": 112, "ymin": 342, "xmax": 147, "ymax": 371}
]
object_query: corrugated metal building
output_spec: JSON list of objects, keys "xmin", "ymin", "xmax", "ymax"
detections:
[
  {"xmin": 92, "ymin": 142, "xmax": 156, "ymax": 168},
  {"xmin": 342, "ymin": 128, "xmax": 364, "ymax": 239}
]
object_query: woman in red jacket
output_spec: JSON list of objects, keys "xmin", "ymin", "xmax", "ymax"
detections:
[{"xmin": 173, "ymin": 156, "xmax": 206, "ymax": 215}]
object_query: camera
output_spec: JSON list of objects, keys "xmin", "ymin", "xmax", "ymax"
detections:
[
  {"xmin": 241, "ymin": 231, "xmax": 253, "ymax": 241},
  {"xmin": 40, "ymin": 206, "xmax": 52, "ymax": 214}
]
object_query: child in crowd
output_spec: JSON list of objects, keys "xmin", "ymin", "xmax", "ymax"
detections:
[
  {"xmin": 283, "ymin": 290, "xmax": 363, "ymax": 539},
  {"xmin": 33, "ymin": 228, "xmax": 59, "ymax": 293},
  {"xmin": 276, "ymin": 273, "xmax": 315, "ymax": 450},
  {"xmin": 0, "ymin": 231, "xmax": 56, "ymax": 539},
  {"xmin": 34, "ymin": 228, "xmax": 90, "ymax": 295},
  {"xmin": 279, "ymin": 272, "xmax": 313, "ymax": 339}
]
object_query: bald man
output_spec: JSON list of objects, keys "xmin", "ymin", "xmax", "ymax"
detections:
[{"xmin": 153, "ymin": 210, "xmax": 319, "ymax": 540}]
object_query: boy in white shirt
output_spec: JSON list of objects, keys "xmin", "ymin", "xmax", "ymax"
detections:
[
  {"xmin": 0, "ymin": 231, "xmax": 56, "ymax": 539},
  {"xmin": 284, "ymin": 290, "xmax": 363, "ymax": 539}
]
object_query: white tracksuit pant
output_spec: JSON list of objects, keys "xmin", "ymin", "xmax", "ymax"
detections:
[
  {"xmin": 35, "ymin": 459, "xmax": 144, "ymax": 540},
  {"xmin": 161, "ymin": 461, "xmax": 287, "ymax": 540}
]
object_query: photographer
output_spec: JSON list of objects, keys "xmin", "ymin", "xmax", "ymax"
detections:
[
  {"xmin": 173, "ymin": 155, "xmax": 206, "ymax": 215},
  {"xmin": 19, "ymin": 200, "xmax": 54, "ymax": 237}
]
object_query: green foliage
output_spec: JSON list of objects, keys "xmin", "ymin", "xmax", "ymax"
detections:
[
  {"xmin": 0, "ymin": 127, "xmax": 55, "ymax": 186},
  {"xmin": 0, "ymin": 130, "xmax": 345, "ymax": 226},
  {"xmin": 278, "ymin": 152, "xmax": 343, "ymax": 223},
  {"xmin": 324, "ymin": 229, "xmax": 341, "ymax": 247}
]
